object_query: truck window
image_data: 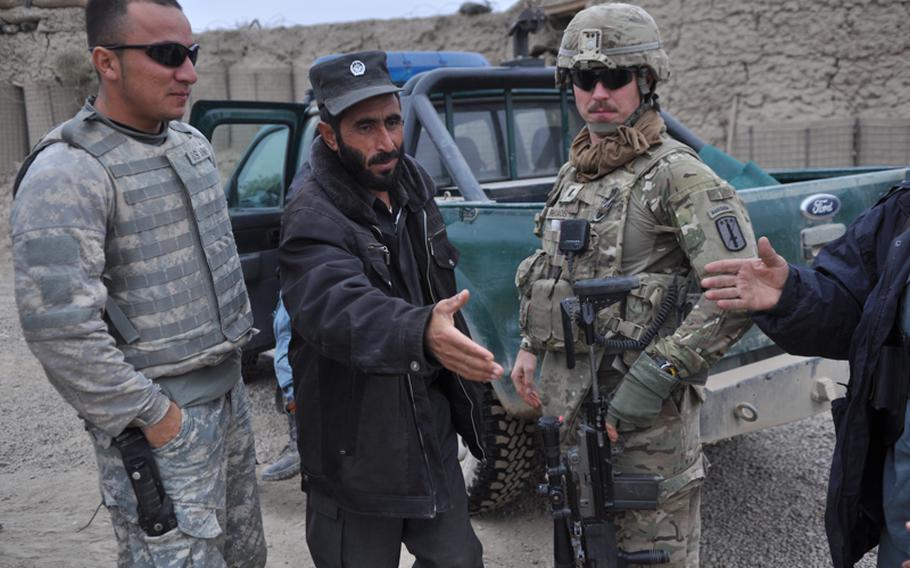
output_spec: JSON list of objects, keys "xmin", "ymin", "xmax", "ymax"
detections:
[
  {"xmin": 214, "ymin": 123, "xmax": 290, "ymax": 209},
  {"xmin": 413, "ymin": 95, "xmax": 582, "ymax": 190},
  {"xmin": 513, "ymin": 102, "xmax": 583, "ymax": 177},
  {"xmin": 452, "ymin": 107, "xmax": 509, "ymax": 181}
]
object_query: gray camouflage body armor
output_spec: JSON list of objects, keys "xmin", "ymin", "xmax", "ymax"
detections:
[
  {"xmin": 14, "ymin": 107, "xmax": 253, "ymax": 378},
  {"xmin": 517, "ymin": 135, "xmax": 695, "ymax": 365}
]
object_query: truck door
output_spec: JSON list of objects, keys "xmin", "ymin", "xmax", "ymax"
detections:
[{"xmin": 189, "ymin": 101, "xmax": 312, "ymax": 358}]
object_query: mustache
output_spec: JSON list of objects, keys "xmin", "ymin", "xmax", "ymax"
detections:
[
  {"xmin": 368, "ymin": 149, "xmax": 401, "ymax": 167},
  {"xmin": 587, "ymin": 102, "xmax": 619, "ymax": 113}
]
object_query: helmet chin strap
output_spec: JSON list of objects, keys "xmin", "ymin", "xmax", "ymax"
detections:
[{"xmin": 585, "ymin": 67, "xmax": 659, "ymax": 136}]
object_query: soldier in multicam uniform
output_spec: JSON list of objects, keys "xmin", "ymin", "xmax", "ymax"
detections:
[
  {"xmin": 510, "ymin": 4, "xmax": 757, "ymax": 566},
  {"xmin": 10, "ymin": 1, "xmax": 266, "ymax": 566}
]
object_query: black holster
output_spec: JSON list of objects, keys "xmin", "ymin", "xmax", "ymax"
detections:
[{"xmin": 112, "ymin": 428, "xmax": 178, "ymax": 537}]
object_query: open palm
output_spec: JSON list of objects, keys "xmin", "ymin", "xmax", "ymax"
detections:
[{"xmin": 701, "ymin": 237, "xmax": 790, "ymax": 312}]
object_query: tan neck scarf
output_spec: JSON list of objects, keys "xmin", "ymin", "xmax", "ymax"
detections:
[{"xmin": 569, "ymin": 110, "xmax": 666, "ymax": 182}]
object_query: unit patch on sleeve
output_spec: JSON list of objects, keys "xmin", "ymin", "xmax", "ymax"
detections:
[{"xmin": 715, "ymin": 216, "xmax": 747, "ymax": 251}]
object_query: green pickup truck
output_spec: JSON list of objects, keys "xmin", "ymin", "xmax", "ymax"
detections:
[{"xmin": 190, "ymin": 53, "xmax": 908, "ymax": 514}]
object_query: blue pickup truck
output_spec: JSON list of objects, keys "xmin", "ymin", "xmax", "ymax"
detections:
[{"xmin": 190, "ymin": 51, "xmax": 908, "ymax": 513}]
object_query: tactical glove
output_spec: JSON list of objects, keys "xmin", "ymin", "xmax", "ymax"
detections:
[{"xmin": 606, "ymin": 351, "xmax": 677, "ymax": 429}]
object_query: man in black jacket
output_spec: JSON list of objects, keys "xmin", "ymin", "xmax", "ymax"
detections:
[
  {"xmin": 700, "ymin": 181, "xmax": 910, "ymax": 567},
  {"xmin": 278, "ymin": 51, "xmax": 503, "ymax": 567}
]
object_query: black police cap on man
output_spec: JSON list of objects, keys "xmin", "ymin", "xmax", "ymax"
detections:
[{"xmin": 309, "ymin": 51, "xmax": 400, "ymax": 117}]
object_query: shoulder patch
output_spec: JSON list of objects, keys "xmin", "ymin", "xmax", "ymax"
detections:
[
  {"xmin": 715, "ymin": 216, "xmax": 747, "ymax": 252},
  {"xmin": 707, "ymin": 203, "xmax": 735, "ymax": 220}
]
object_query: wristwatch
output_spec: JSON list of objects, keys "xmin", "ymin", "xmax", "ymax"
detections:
[{"xmin": 649, "ymin": 353, "xmax": 679, "ymax": 378}]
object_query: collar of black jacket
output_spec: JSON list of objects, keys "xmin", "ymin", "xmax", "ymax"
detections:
[{"xmin": 307, "ymin": 136, "xmax": 435, "ymax": 227}]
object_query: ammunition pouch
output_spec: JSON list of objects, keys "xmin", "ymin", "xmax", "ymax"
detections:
[{"xmin": 521, "ymin": 269, "xmax": 689, "ymax": 356}]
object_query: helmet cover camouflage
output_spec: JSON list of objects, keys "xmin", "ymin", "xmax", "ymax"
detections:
[{"xmin": 557, "ymin": 3, "xmax": 670, "ymax": 84}]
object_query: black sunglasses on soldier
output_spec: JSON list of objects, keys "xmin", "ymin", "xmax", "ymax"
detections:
[
  {"xmin": 570, "ymin": 67, "xmax": 636, "ymax": 91},
  {"xmin": 96, "ymin": 42, "xmax": 200, "ymax": 68}
]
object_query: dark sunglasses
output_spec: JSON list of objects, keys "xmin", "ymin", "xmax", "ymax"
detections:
[
  {"xmin": 96, "ymin": 42, "xmax": 200, "ymax": 68},
  {"xmin": 570, "ymin": 67, "xmax": 636, "ymax": 91}
]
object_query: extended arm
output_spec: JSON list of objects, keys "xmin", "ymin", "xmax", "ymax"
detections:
[
  {"xmin": 279, "ymin": 204, "xmax": 500, "ymax": 381},
  {"xmin": 703, "ymin": 207, "xmax": 879, "ymax": 359}
]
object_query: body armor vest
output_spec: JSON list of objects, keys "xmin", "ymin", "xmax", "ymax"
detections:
[
  {"xmin": 517, "ymin": 135, "xmax": 696, "ymax": 355},
  {"xmin": 16, "ymin": 108, "xmax": 253, "ymax": 376}
]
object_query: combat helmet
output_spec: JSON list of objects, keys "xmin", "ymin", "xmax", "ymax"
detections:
[{"xmin": 557, "ymin": 3, "xmax": 669, "ymax": 128}]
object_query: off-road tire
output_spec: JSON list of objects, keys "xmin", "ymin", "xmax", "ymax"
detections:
[{"xmin": 462, "ymin": 386, "xmax": 540, "ymax": 514}]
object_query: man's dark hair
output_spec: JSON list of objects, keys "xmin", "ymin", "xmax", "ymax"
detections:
[
  {"xmin": 86, "ymin": 0, "xmax": 183, "ymax": 48},
  {"xmin": 318, "ymin": 103, "xmax": 342, "ymax": 136}
]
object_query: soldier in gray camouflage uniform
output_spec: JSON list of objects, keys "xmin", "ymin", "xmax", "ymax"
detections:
[
  {"xmin": 10, "ymin": 1, "xmax": 266, "ymax": 566},
  {"xmin": 510, "ymin": 4, "xmax": 757, "ymax": 566}
]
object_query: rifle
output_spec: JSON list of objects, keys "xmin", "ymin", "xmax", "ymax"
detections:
[{"xmin": 539, "ymin": 275, "xmax": 670, "ymax": 567}]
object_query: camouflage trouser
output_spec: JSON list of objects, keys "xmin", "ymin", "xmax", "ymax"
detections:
[
  {"xmin": 538, "ymin": 350, "xmax": 706, "ymax": 568},
  {"xmin": 89, "ymin": 379, "xmax": 267, "ymax": 568}
]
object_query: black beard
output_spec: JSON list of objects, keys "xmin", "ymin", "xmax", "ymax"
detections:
[{"xmin": 336, "ymin": 137, "xmax": 403, "ymax": 192}]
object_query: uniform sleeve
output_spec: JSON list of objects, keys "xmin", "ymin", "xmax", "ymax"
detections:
[
  {"xmin": 11, "ymin": 146, "xmax": 171, "ymax": 436},
  {"xmin": 278, "ymin": 203, "xmax": 437, "ymax": 375},
  {"xmin": 648, "ymin": 155, "xmax": 758, "ymax": 378}
]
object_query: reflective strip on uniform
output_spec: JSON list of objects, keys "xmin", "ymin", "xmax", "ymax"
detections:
[
  {"xmin": 108, "ymin": 232, "xmax": 194, "ymax": 265},
  {"xmin": 110, "ymin": 156, "xmax": 170, "ymax": 178},
  {"xmin": 123, "ymin": 179, "xmax": 184, "ymax": 205},
  {"xmin": 109, "ymin": 257, "xmax": 202, "ymax": 292},
  {"xmin": 24, "ymin": 235, "xmax": 79, "ymax": 266},
  {"xmin": 124, "ymin": 330, "xmax": 225, "ymax": 368},
  {"xmin": 120, "ymin": 281, "xmax": 209, "ymax": 317},
  {"xmin": 138, "ymin": 306, "xmax": 215, "ymax": 341},
  {"xmin": 21, "ymin": 308, "xmax": 95, "ymax": 331},
  {"xmin": 114, "ymin": 206, "xmax": 188, "ymax": 236}
]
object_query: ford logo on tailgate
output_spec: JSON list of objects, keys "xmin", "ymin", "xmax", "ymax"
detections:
[{"xmin": 800, "ymin": 193, "xmax": 842, "ymax": 221}]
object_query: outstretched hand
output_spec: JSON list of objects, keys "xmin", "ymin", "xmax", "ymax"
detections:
[
  {"xmin": 425, "ymin": 290, "xmax": 503, "ymax": 382},
  {"xmin": 701, "ymin": 236, "xmax": 789, "ymax": 312}
]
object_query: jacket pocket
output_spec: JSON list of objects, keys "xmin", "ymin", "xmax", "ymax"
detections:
[
  {"xmin": 429, "ymin": 229, "xmax": 459, "ymax": 271},
  {"xmin": 365, "ymin": 243, "xmax": 392, "ymax": 289}
]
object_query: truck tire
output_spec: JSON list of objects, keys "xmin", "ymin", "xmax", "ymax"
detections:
[{"xmin": 462, "ymin": 386, "xmax": 540, "ymax": 514}]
